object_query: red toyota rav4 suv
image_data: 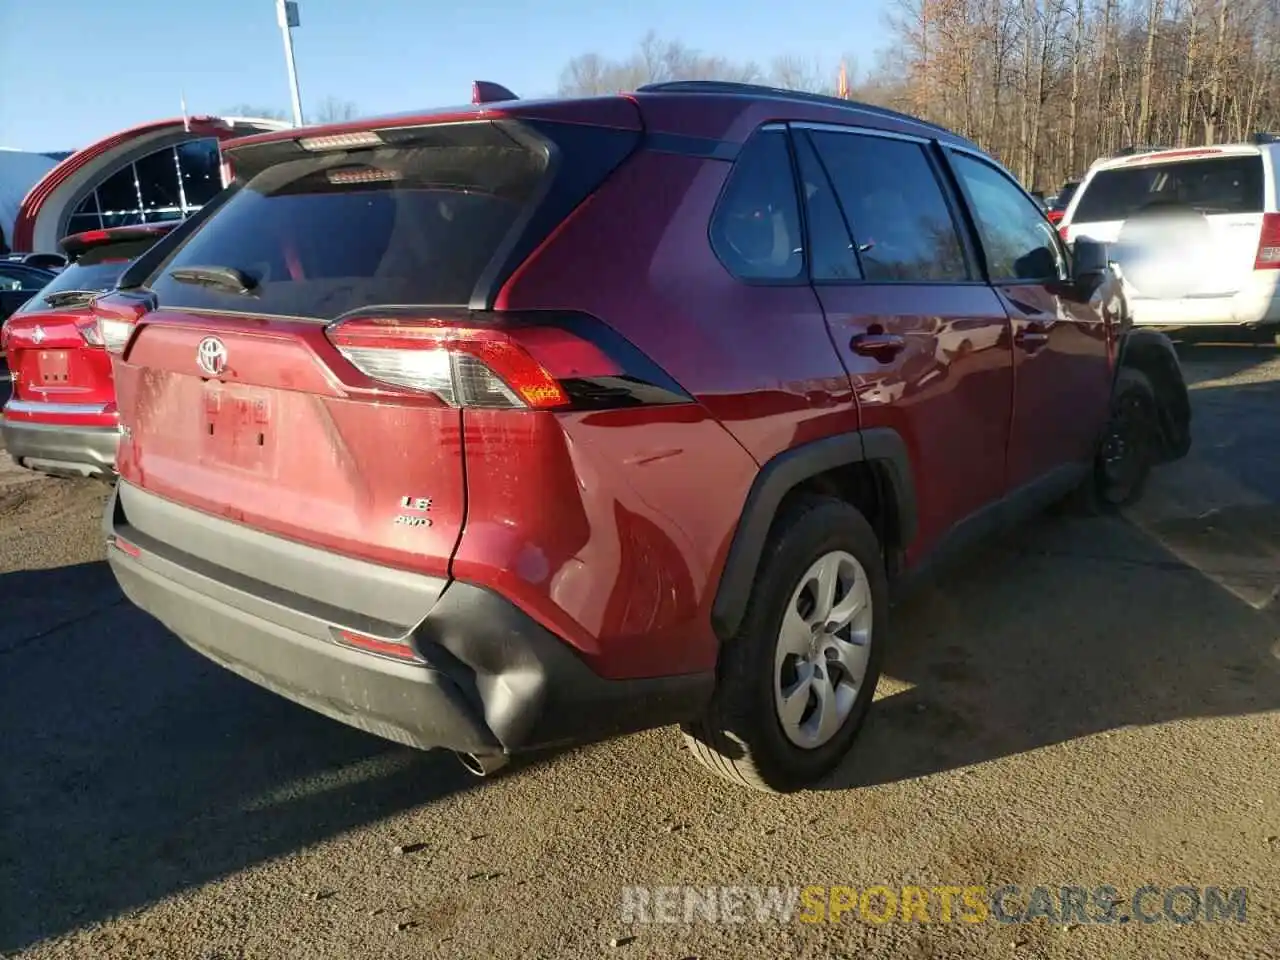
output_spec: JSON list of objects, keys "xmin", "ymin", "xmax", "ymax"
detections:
[
  {"xmin": 1, "ymin": 224, "xmax": 176, "ymax": 478},
  {"xmin": 96, "ymin": 82, "xmax": 1190, "ymax": 792}
]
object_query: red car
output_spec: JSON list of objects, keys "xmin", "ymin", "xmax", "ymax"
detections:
[
  {"xmin": 1, "ymin": 224, "xmax": 176, "ymax": 478},
  {"xmin": 97, "ymin": 81, "xmax": 1190, "ymax": 792}
]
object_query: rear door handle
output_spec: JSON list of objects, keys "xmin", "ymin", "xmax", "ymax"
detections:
[
  {"xmin": 851, "ymin": 332, "xmax": 906, "ymax": 363},
  {"xmin": 1014, "ymin": 323, "xmax": 1051, "ymax": 351}
]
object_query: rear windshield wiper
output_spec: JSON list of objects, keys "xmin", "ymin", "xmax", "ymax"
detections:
[
  {"xmin": 42, "ymin": 290, "xmax": 103, "ymax": 307},
  {"xmin": 168, "ymin": 265, "xmax": 259, "ymax": 296}
]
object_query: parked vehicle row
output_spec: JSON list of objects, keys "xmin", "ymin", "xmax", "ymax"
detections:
[{"xmin": 1, "ymin": 82, "xmax": 1192, "ymax": 792}]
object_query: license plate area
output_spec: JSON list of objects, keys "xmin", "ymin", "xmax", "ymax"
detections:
[
  {"xmin": 200, "ymin": 382, "xmax": 277, "ymax": 475},
  {"xmin": 37, "ymin": 351, "xmax": 70, "ymax": 385}
]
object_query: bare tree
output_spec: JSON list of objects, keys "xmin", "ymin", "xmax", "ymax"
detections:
[
  {"xmin": 556, "ymin": 10, "xmax": 1280, "ymax": 190},
  {"xmin": 312, "ymin": 97, "xmax": 362, "ymax": 124},
  {"xmin": 558, "ymin": 33, "xmax": 767, "ymax": 96},
  {"xmin": 1137, "ymin": 0, "xmax": 1167, "ymax": 144},
  {"xmin": 221, "ymin": 104, "xmax": 290, "ymax": 121}
]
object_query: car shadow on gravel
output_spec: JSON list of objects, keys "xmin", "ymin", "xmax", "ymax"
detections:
[
  {"xmin": 823, "ymin": 356, "xmax": 1280, "ymax": 791},
  {"xmin": 0, "ymin": 563, "xmax": 478, "ymax": 952},
  {"xmin": 819, "ymin": 513, "xmax": 1280, "ymax": 790}
]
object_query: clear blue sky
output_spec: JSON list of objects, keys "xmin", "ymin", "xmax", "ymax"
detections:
[{"xmin": 0, "ymin": 0, "xmax": 891, "ymax": 151}]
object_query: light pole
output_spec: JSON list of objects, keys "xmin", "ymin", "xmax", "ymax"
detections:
[{"xmin": 276, "ymin": 0, "xmax": 305, "ymax": 127}]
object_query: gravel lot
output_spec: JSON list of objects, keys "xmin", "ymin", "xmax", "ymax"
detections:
[{"xmin": 2, "ymin": 344, "xmax": 1279, "ymax": 959}]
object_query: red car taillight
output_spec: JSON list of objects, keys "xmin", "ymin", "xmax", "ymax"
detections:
[
  {"xmin": 76, "ymin": 317, "xmax": 104, "ymax": 346},
  {"xmin": 1255, "ymin": 213, "xmax": 1280, "ymax": 270},
  {"xmin": 325, "ymin": 313, "xmax": 622, "ymax": 410},
  {"xmin": 93, "ymin": 293, "xmax": 151, "ymax": 354}
]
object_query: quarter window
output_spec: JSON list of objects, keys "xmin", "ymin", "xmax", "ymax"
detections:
[
  {"xmin": 807, "ymin": 130, "xmax": 969, "ymax": 283},
  {"xmin": 710, "ymin": 129, "xmax": 805, "ymax": 282},
  {"xmin": 951, "ymin": 153, "xmax": 1066, "ymax": 282}
]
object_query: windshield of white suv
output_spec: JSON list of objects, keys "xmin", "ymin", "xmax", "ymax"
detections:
[{"xmin": 1072, "ymin": 155, "xmax": 1264, "ymax": 222}]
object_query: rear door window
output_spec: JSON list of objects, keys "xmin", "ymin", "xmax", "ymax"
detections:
[
  {"xmin": 792, "ymin": 133, "xmax": 862, "ymax": 281},
  {"xmin": 148, "ymin": 125, "xmax": 550, "ymax": 320},
  {"xmin": 1073, "ymin": 155, "xmax": 1264, "ymax": 222},
  {"xmin": 806, "ymin": 130, "xmax": 970, "ymax": 282}
]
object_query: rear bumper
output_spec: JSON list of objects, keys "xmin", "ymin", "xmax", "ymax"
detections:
[
  {"xmin": 1128, "ymin": 273, "xmax": 1280, "ymax": 328},
  {"xmin": 0, "ymin": 417, "xmax": 119, "ymax": 477},
  {"xmin": 104, "ymin": 483, "xmax": 712, "ymax": 758}
]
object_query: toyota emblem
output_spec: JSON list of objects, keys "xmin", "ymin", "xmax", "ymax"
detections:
[{"xmin": 196, "ymin": 336, "xmax": 228, "ymax": 376}]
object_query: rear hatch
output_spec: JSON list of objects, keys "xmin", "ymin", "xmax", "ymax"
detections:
[
  {"xmin": 4, "ymin": 228, "xmax": 173, "ymax": 410},
  {"xmin": 1065, "ymin": 150, "xmax": 1266, "ymax": 299},
  {"xmin": 105, "ymin": 105, "xmax": 641, "ymax": 576}
]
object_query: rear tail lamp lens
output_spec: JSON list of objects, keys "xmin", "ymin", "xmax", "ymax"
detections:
[
  {"xmin": 325, "ymin": 315, "xmax": 620, "ymax": 410},
  {"xmin": 92, "ymin": 293, "xmax": 150, "ymax": 354},
  {"xmin": 1255, "ymin": 213, "xmax": 1280, "ymax": 270},
  {"xmin": 76, "ymin": 318, "xmax": 104, "ymax": 346},
  {"xmin": 98, "ymin": 317, "xmax": 135, "ymax": 353}
]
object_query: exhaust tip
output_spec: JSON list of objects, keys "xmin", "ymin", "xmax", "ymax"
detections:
[{"xmin": 456, "ymin": 751, "xmax": 509, "ymax": 777}]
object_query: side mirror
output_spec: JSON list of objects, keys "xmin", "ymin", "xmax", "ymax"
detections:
[{"xmin": 1072, "ymin": 237, "xmax": 1109, "ymax": 282}]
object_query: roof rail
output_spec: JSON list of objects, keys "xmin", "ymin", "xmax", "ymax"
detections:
[
  {"xmin": 1251, "ymin": 131, "xmax": 1280, "ymax": 145},
  {"xmin": 634, "ymin": 80, "xmax": 957, "ymax": 137}
]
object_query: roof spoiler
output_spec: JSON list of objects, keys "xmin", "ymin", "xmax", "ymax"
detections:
[
  {"xmin": 59, "ymin": 222, "xmax": 180, "ymax": 258},
  {"xmin": 472, "ymin": 81, "xmax": 519, "ymax": 105},
  {"xmin": 1113, "ymin": 144, "xmax": 1169, "ymax": 157}
]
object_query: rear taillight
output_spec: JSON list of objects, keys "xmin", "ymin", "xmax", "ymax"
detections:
[
  {"xmin": 76, "ymin": 317, "xmax": 104, "ymax": 346},
  {"xmin": 0, "ymin": 320, "xmax": 11, "ymax": 351},
  {"xmin": 93, "ymin": 293, "xmax": 151, "ymax": 354},
  {"xmin": 98, "ymin": 317, "xmax": 134, "ymax": 353},
  {"xmin": 1058, "ymin": 224, "xmax": 1070, "ymax": 243},
  {"xmin": 1255, "ymin": 213, "xmax": 1280, "ymax": 270},
  {"xmin": 324, "ymin": 312, "xmax": 681, "ymax": 411}
]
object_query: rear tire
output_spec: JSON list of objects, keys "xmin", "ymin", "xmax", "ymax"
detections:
[{"xmin": 682, "ymin": 495, "xmax": 889, "ymax": 792}]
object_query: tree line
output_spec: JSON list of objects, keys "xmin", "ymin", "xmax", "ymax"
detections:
[
  {"xmin": 220, "ymin": 96, "xmax": 362, "ymax": 126},
  {"xmin": 559, "ymin": 3, "xmax": 1280, "ymax": 193}
]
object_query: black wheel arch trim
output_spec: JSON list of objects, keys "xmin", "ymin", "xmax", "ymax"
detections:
[{"xmin": 710, "ymin": 427, "xmax": 918, "ymax": 643}]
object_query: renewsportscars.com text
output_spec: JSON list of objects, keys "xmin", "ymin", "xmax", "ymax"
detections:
[{"xmin": 619, "ymin": 884, "xmax": 1248, "ymax": 926}]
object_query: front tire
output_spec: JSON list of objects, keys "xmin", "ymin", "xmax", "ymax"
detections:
[
  {"xmin": 1096, "ymin": 367, "xmax": 1159, "ymax": 508},
  {"xmin": 683, "ymin": 495, "xmax": 889, "ymax": 792}
]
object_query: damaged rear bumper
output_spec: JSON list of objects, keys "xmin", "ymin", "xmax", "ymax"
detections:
[{"xmin": 104, "ymin": 482, "xmax": 712, "ymax": 759}]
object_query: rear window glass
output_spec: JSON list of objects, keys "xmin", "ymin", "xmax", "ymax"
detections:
[
  {"xmin": 1073, "ymin": 155, "xmax": 1264, "ymax": 222},
  {"xmin": 14, "ymin": 240, "xmax": 156, "ymax": 313},
  {"xmin": 148, "ymin": 129, "xmax": 549, "ymax": 320}
]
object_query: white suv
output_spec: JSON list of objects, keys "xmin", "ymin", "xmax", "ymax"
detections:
[{"xmin": 1060, "ymin": 137, "xmax": 1280, "ymax": 332}]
